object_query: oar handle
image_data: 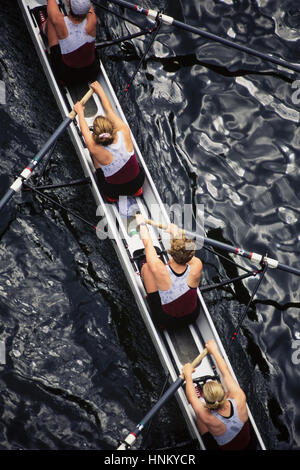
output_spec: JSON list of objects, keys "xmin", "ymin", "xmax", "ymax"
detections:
[
  {"xmin": 179, "ymin": 348, "xmax": 208, "ymax": 379},
  {"xmin": 68, "ymin": 87, "xmax": 94, "ymax": 120},
  {"xmin": 191, "ymin": 347, "xmax": 208, "ymax": 368},
  {"xmin": 146, "ymin": 218, "xmax": 169, "ymax": 230}
]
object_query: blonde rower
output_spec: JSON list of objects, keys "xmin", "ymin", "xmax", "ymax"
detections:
[{"xmin": 74, "ymin": 81, "xmax": 145, "ymax": 202}]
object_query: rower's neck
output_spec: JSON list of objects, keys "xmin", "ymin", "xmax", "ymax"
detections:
[
  {"xmin": 68, "ymin": 15, "xmax": 86, "ymax": 24},
  {"xmin": 169, "ymin": 258, "xmax": 187, "ymax": 272},
  {"xmin": 217, "ymin": 399, "xmax": 231, "ymax": 415}
]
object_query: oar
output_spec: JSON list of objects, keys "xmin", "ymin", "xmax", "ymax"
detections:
[
  {"xmin": 146, "ymin": 218, "xmax": 300, "ymax": 277},
  {"xmin": 0, "ymin": 88, "xmax": 94, "ymax": 212},
  {"xmin": 117, "ymin": 348, "xmax": 208, "ymax": 450},
  {"xmin": 106, "ymin": 0, "xmax": 300, "ymax": 75}
]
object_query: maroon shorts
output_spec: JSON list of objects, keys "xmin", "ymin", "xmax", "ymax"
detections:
[
  {"xmin": 96, "ymin": 165, "xmax": 145, "ymax": 199},
  {"xmin": 50, "ymin": 45, "xmax": 99, "ymax": 86},
  {"xmin": 147, "ymin": 291, "xmax": 200, "ymax": 329}
]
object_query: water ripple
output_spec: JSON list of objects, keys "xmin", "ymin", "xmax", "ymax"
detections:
[{"xmin": 0, "ymin": 0, "xmax": 300, "ymax": 451}]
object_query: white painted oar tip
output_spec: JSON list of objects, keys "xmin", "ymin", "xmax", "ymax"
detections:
[
  {"xmin": 117, "ymin": 443, "xmax": 127, "ymax": 450},
  {"xmin": 117, "ymin": 432, "xmax": 137, "ymax": 451}
]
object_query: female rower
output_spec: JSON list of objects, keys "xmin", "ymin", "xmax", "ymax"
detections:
[
  {"xmin": 182, "ymin": 339, "xmax": 255, "ymax": 450},
  {"xmin": 74, "ymin": 81, "xmax": 145, "ymax": 202},
  {"xmin": 135, "ymin": 213, "xmax": 203, "ymax": 328},
  {"xmin": 40, "ymin": 0, "xmax": 99, "ymax": 86}
]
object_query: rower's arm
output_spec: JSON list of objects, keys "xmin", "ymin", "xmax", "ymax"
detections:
[
  {"xmin": 188, "ymin": 257, "xmax": 203, "ymax": 287},
  {"xmin": 137, "ymin": 217, "xmax": 171, "ymax": 291},
  {"xmin": 73, "ymin": 102, "xmax": 98, "ymax": 154},
  {"xmin": 206, "ymin": 340, "xmax": 244, "ymax": 397},
  {"xmin": 86, "ymin": 5, "xmax": 97, "ymax": 36},
  {"xmin": 47, "ymin": 0, "xmax": 64, "ymax": 23},
  {"xmin": 88, "ymin": 4, "xmax": 97, "ymax": 17},
  {"xmin": 90, "ymin": 82, "xmax": 125, "ymax": 131},
  {"xmin": 182, "ymin": 364, "xmax": 207, "ymax": 420}
]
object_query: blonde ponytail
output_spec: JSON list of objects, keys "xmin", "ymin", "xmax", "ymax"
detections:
[
  {"xmin": 93, "ymin": 115, "xmax": 115, "ymax": 146},
  {"xmin": 202, "ymin": 381, "xmax": 226, "ymax": 410}
]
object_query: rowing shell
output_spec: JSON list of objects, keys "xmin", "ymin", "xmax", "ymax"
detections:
[{"xmin": 17, "ymin": 0, "xmax": 266, "ymax": 450}]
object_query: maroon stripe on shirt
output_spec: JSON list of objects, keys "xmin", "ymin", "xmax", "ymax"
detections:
[
  {"xmin": 105, "ymin": 153, "xmax": 140, "ymax": 185},
  {"xmin": 62, "ymin": 42, "xmax": 95, "ymax": 69},
  {"xmin": 220, "ymin": 421, "xmax": 251, "ymax": 451},
  {"xmin": 161, "ymin": 288, "xmax": 198, "ymax": 318}
]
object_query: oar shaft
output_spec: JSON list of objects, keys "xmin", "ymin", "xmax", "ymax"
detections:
[
  {"xmin": 172, "ymin": 19, "xmax": 300, "ymax": 74},
  {"xmin": 107, "ymin": 0, "xmax": 300, "ymax": 74},
  {"xmin": 276, "ymin": 262, "xmax": 300, "ymax": 277},
  {"xmin": 118, "ymin": 376, "xmax": 183, "ymax": 450},
  {"xmin": 146, "ymin": 219, "xmax": 300, "ymax": 277},
  {"xmin": 0, "ymin": 118, "xmax": 71, "ymax": 212},
  {"xmin": 24, "ymin": 183, "xmax": 99, "ymax": 232},
  {"xmin": 0, "ymin": 88, "xmax": 94, "ymax": 212},
  {"xmin": 0, "ymin": 189, "xmax": 15, "ymax": 211},
  {"xmin": 200, "ymin": 234, "xmax": 300, "ymax": 276},
  {"xmin": 118, "ymin": 349, "xmax": 207, "ymax": 450},
  {"xmin": 29, "ymin": 118, "xmax": 72, "ymax": 167}
]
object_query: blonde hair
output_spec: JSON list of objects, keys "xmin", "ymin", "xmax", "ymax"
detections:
[
  {"xmin": 202, "ymin": 381, "xmax": 226, "ymax": 410},
  {"xmin": 168, "ymin": 236, "xmax": 196, "ymax": 265},
  {"xmin": 93, "ymin": 116, "xmax": 115, "ymax": 146}
]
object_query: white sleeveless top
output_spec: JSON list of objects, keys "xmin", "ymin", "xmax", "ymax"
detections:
[
  {"xmin": 99, "ymin": 131, "xmax": 133, "ymax": 177},
  {"xmin": 158, "ymin": 265, "xmax": 191, "ymax": 305},
  {"xmin": 59, "ymin": 17, "xmax": 95, "ymax": 55},
  {"xmin": 201, "ymin": 398, "xmax": 245, "ymax": 446}
]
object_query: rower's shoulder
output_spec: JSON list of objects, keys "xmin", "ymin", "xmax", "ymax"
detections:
[
  {"xmin": 194, "ymin": 400, "xmax": 214, "ymax": 423},
  {"xmin": 87, "ymin": 9, "xmax": 98, "ymax": 23},
  {"xmin": 86, "ymin": 9, "xmax": 97, "ymax": 33},
  {"xmin": 187, "ymin": 257, "xmax": 202, "ymax": 288},
  {"xmin": 189, "ymin": 256, "xmax": 203, "ymax": 272},
  {"xmin": 91, "ymin": 144, "xmax": 112, "ymax": 163},
  {"xmin": 117, "ymin": 121, "xmax": 131, "ymax": 134},
  {"xmin": 230, "ymin": 388, "xmax": 247, "ymax": 404}
]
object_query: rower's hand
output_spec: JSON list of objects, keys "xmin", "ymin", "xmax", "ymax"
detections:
[
  {"xmin": 90, "ymin": 81, "xmax": 103, "ymax": 94},
  {"xmin": 74, "ymin": 102, "xmax": 85, "ymax": 116},
  {"xmin": 135, "ymin": 213, "xmax": 146, "ymax": 226},
  {"xmin": 182, "ymin": 363, "xmax": 194, "ymax": 378},
  {"xmin": 164, "ymin": 223, "xmax": 183, "ymax": 238},
  {"xmin": 205, "ymin": 339, "xmax": 219, "ymax": 356}
]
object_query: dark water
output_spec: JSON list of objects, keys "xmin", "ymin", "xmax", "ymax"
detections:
[{"xmin": 0, "ymin": 0, "xmax": 300, "ymax": 451}]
